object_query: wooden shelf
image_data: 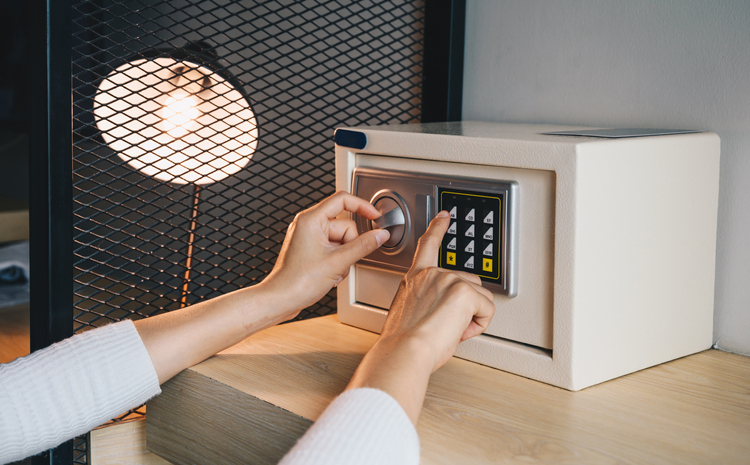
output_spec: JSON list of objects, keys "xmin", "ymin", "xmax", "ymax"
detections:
[
  {"xmin": 91, "ymin": 419, "xmax": 170, "ymax": 465},
  {"xmin": 146, "ymin": 315, "xmax": 750, "ymax": 464}
]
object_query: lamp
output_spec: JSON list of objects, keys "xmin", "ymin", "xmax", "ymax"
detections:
[{"xmin": 93, "ymin": 45, "xmax": 258, "ymax": 307}]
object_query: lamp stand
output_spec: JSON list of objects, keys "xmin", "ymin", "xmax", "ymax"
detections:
[{"xmin": 180, "ymin": 183, "xmax": 201, "ymax": 308}]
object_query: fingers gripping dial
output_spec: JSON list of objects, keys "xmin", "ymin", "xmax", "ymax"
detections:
[{"xmin": 368, "ymin": 190, "xmax": 411, "ymax": 254}]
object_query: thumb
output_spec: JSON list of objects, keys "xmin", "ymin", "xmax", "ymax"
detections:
[{"xmin": 334, "ymin": 228, "xmax": 390, "ymax": 268}]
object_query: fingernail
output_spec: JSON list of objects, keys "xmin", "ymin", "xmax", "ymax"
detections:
[
  {"xmin": 375, "ymin": 229, "xmax": 390, "ymax": 246},
  {"xmin": 437, "ymin": 210, "xmax": 449, "ymax": 218}
]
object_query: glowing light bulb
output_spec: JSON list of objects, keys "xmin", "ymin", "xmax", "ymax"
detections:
[
  {"xmin": 163, "ymin": 93, "xmax": 199, "ymax": 138},
  {"xmin": 94, "ymin": 58, "xmax": 257, "ymax": 184}
]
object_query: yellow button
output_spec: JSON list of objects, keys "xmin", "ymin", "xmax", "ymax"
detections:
[
  {"xmin": 446, "ymin": 252, "xmax": 456, "ymax": 266},
  {"xmin": 483, "ymin": 258, "xmax": 493, "ymax": 272}
]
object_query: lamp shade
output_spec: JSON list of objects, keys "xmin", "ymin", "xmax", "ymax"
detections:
[{"xmin": 93, "ymin": 56, "xmax": 258, "ymax": 185}]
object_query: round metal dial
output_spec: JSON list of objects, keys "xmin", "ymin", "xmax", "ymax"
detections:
[
  {"xmin": 372, "ymin": 197, "xmax": 405, "ymax": 248},
  {"xmin": 366, "ymin": 189, "xmax": 411, "ymax": 255}
]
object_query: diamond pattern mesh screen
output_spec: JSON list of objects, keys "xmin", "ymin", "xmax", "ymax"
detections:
[
  {"xmin": 70, "ymin": 1, "xmax": 425, "ymax": 458},
  {"xmin": 72, "ymin": 0, "xmax": 424, "ymax": 331}
]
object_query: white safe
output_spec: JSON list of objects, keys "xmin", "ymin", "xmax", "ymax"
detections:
[{"xmin": 334, "ymin": 122, "xmax": 720, "ymax": 390}]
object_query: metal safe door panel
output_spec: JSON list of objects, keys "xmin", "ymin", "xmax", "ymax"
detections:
[
  {"xmin": 351, "ymin": 156, "xmax": 554, "ymax": 351},
  {"xmin": 353, "ymin": 168, "xmax": 435, "ymax": 271}
]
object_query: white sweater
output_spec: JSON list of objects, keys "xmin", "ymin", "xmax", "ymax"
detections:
[{"xmin": 0, "ymin": 320, "xmax": 419, "ymax": 464}]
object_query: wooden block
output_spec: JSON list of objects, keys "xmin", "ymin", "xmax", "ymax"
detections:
[
  {"xmin": 147, "ymin": 315, "xmax": 750, "ymax": 464},
  {"xmin": 147, "ymin": 370, "xmax": 312, "ymax": 465},
  {"xmin": 90, "ymin": 418, "xmax": 171, "ymax": 465}
]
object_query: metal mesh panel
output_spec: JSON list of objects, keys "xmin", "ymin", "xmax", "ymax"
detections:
[
  {"xmin": 73, "ymin": 435, "xmax": 88, "ymax": 464},
  {"xmin": 72, "ymin": 0, "xmax": 424, "ymax": 329},
  {"xmin": 69, "ymin": 1, "xmax": 424, "ymax": 457}
]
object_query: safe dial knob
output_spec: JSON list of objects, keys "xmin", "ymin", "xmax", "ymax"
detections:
[{"xmin": 368, "ymin": 190, "xmax": 410, "ymax": 253}]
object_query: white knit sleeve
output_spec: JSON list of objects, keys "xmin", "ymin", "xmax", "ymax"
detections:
[
  {"xmin": 279, "ymin": 387, "xmax": 420, "ymax": 465},
  {"xmin": 0, "ymin": 320, "xmax": 161, "ymax": 464}
]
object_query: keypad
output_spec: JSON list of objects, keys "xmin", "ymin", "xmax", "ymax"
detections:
[{"xmin": 439, "ymin": 188, "xmax": 502, "ymax": 285}]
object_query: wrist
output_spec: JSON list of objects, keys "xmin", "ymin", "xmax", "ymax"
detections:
[
  {"xmin": 374, "ymin": 333, "xmax": 437, "ymax": 373},
  {"xmin": 231, "ymin": 281, "xmax": 302, "ymax": 337},
  {"xmin": 347, "ymin": 333, "xmax": 435, "ymax": 426}
]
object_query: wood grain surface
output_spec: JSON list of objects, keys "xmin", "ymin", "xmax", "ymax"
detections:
[
  {"xmin": 91, "ymin": 418, "xmax": 171, "ymax": 465},
  {"xmin": 147, "ymin": 315, "xmax": 750, "ymax": 464}
]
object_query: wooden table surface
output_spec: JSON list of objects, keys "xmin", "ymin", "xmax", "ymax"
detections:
[{"xmin": 147, "ymin": 315, "xmax": 750, "ymax": 464}]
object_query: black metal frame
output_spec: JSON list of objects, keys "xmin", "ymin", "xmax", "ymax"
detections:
[
  {"xmin": 28, "ymin": 0, "xmax": 75, "ymax": 462},
  {"xmin": 422, "ymin": 0, "xmax": 466, "ymax": 122},
  {"xmin": 27, "ymin": 1, "xmax": 465, "ymax": 463}
]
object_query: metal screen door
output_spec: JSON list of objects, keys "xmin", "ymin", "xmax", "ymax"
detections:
[{"xmin": 28, "ymin": 0, "xmax": 464, "ymax": 463}]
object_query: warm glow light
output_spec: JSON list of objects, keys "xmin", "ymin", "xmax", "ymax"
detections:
[
  {"xmin": 93, "ymin": 57, "xmax": 258, "ymax": 185},
  {"xmin": 163, "ymin": 93, "xmax": 199, "ymax": 138}
]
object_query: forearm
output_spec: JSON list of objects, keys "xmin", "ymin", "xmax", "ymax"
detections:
[
  {"xmin": 280, "ymin": 388, "xmax": 420, "ymax": 465},
  {"xmin": 346, "ymin": 335, "xmax": 433, "ymax": 426},
  {"xmin": 134, "ymin": 192, "xmax": 389, "ymax": 386},
  {"xmin": 0, "ymin": 321, "xmax": 160, "ymax": 463},
  {"xmin": 344, "ymin": 210, "xmax": 495, "ymax": 427},
  {"xmin": 134, "ymin": 281, "xmax": 294, "ymax": 384}
]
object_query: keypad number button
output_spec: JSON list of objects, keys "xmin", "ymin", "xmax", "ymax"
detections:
[
  {"xmin": 464, "ymin": 256, "xmax": 475, "ymax": 269},
  {"xmin": 447, "ymin": 237, "xmax": 457, "ymax": 251},
  {"xmin": 465, "ymin": 208, "xmax": 475, "ymax": 222},
  {"xmin": 483, "ymin": 227, "xmax": 493, "ymax": 241},
  {"xmin": 465, "ymin": 224, "xmax": 475, "ymax": 238},
  {"xmin": 465, "ymin": 240, "xmax": 474, "ymax": 253},
  {"xmin": 483, "ymin": 243, "xmax": 493, "ymax": 256}
]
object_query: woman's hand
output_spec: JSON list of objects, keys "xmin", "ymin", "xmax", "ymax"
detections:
[
  {"xmin": 262, "ymin": 191, "xmax": 390, "ymax": 320},
  {"xmin": 136, "ymin": 191, "xmax": 388, "ymax": 385},
  {"xmin": 381, "ymin": 211, "xmax": 495, "ymax": 372},
  {"xmin": 346, "ymin": 210, "xmax": 496, "ymax": 425}
]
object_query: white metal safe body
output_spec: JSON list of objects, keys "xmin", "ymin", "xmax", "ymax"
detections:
[{"xmin": 335, "ymin": 122, "xmax": 720, "ymax": 391}]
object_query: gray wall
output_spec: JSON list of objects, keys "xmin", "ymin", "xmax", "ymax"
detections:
[{"xmin": 463, "ymin": 0, "xmax": 750, "ymax": 355}]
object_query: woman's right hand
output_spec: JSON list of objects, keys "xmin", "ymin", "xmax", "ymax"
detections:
[
  {"xmin": 380, "ymin": 210, "xmax": 496, "ymax": 373},
  {"xmin": 346, "ymin": 210, "xmax": 496, "ymax": 425}
]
